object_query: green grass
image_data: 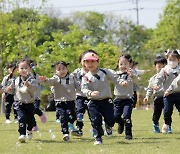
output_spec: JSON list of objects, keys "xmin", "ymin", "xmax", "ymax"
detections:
[{"xmin": 0, "ymin": 109, "xmax": 180, "ymax": 154}]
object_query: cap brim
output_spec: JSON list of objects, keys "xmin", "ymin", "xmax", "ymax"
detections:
[{"xmin": 83, "ymin": 57, "xmax": 98, "ymax": 61}]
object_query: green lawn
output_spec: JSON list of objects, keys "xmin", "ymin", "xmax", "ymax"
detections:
[{"xmin": 0, "ymin": 109, "xmax": 180, "ymax": 154}]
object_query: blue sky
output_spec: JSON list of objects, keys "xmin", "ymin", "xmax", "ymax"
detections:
[{"xmin": 35, "ymin": 0, "xmax": 167, "ymax": 28}]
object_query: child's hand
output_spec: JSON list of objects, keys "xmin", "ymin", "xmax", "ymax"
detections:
[
  {"xmin": 122, "ymin": 81, "xmax": 128, "ymax": 87},
  {"xmin": 153, "ymin": 85, "xmax": 159, "ymax": 91},
  {"xmin": 143, "ymin": 97, "xmax": 149, "ymax": 103},
  {"xmin": 39, "ymin": 76, "xmax": 47, "ymax": 82},
  {"xmin": 164, "ymin": 90, "xmax": 170, "ymax": 97},
  {"xmin": 91, "ymin": 91, "xmax": 100, "ymax": 96},
  {"xmin": 127, "ymin": 70, "xmax": 133, "ymax": 78},
  {"xmin": 24, "ymin": 81, "xmax": 29, "ymax": 87},
  {"xmin": 5, "ymin": 86, "xmax": 12, "ymax": 93}
]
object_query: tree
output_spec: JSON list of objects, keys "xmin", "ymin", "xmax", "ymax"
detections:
[{"xmin": 146, "ymin": 0, "xmax": 180, "ymax": 53}]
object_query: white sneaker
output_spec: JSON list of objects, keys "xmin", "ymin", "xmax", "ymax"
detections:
[
  {"xmin": 162, "ymin": 124, "xmax": 168, "ymax": 134},
  {"xmin": 18, "ymin": 135, "xmax": 26, "ymax": 143},
  {"xmin": 63, "ymin": 134, "xmax": 70, "ymax": 142},
  {"xmin": 26, "ymin": 131, "xmax": 33, "ymax": 140},
  {"xmin": 14, "ymin": 119, "xmax": 18, "ymax": 123},
  {"xmin": 94, "ymin": 138, "xmax": 103, "ymax": 145},
  {"xmin": 5, "ymin": 119, "xmax": 12, "ymax": 124}
]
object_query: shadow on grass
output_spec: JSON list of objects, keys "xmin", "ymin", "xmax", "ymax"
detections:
[{"xmin": 34, "ymin": 139, "xmax": 63, "ymax": 143}]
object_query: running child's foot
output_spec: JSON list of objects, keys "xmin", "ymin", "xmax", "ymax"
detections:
[
  {"xmin": 125, "ymin": 135, "xmax": 133, "ymax": 140},
  {"xmin": 162, "ymin": 124, "xmax": 168, "ymax": 134},
  {"xmin": 32, "ymin": 126, "xmax": 38, "ymax": 131},
  {"xmin": 5, "ymin": 119, "xmax": 12, "ymax": 124},
  {"xmin": 104, "ymin": 123, "xmax": 112, "ymax": 136},
  {"xmin": 14, "ymin": 119, "xmax": 18, "ymax": 123},
  {"xmin": 168, "ymin": 126, "xmax": 172, "ymax": 134},
  {"xmin": 117, "ymin": 122, "xmax": 124, "ymax": 134},
  {"xmin": 77, "ymin": 113, "xmax": 84, "ymax": 122},
  {"xmin": 56, "ymin": 119, "xmax": 60, "ymax": 123},
  {"xmin": 40, "ymin": 113, "xmax": 47, "ymax": 123},
  {"xmin": 153, "ymin": 124, "xmax": 160, "ymax": 133},
  {"xmin": 18, "ymin": 135, "xmax": 26, "ymax": 143},
  {"xmin": 26, "ymin": 130, "xmax": 33, "ymax": 140},
  {"xmin": 63, "ymin": 134, "xmax": 70, "ymax": 142},
  {"xmin": 94, "ymin": 138, "xmax": 103, "ymax": 145}
]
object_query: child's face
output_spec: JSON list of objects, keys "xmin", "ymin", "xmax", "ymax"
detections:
[
  {"xmin": 84, "ymin": 60, "xmax": 98, "ymax": 72},
  {"xmin": 18, "ymin": 62, "xmax": 31, "ymax": 77},
  {"xmin": 155, "ymin": 63, "xmax": 165, "ymax": 73},
  {"xmin": 81, "ymin": 59, "xmax": 88, "ymax": 72},
  {"xmin": 118, "ymin": 57, "xmax": 130, "ymax": 72},
  {"xmin": 55, "ymin": 64, "xmax": 68, "ymax": 78},
  {"xmin": 167, "ymin": 54, "xmax": 179, "ymax": 68}
]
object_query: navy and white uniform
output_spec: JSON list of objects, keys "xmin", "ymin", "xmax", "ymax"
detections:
[
  {"xmin": 1, "ymin": 75, "xmax": 17, "ymax": 120},
  {"xmin": 154, "ymin": 65, "xmax": 180, "ymax": 126},
  {"xmin": 42, "ymin": 73, "xmax": 77, "ymax": 135},
  {"xmin": 12, "ymin": 75, "xmax": 38, "ymax": 136},
  {"xmin": 72, "ymin": 68, "xmax": 89, "ymax": 130},
  {"xmin": 145, "ymin": 74, "xmax": 164, "ymax": 125},
  {"xmin": 81, "ymin": 68, "xmax": 117, "ymax": 139},
  {"xmin": 113, "ymin": 71, "xmax": 135, "ymax": 137}
]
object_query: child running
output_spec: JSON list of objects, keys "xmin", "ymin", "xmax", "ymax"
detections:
[
  {"xmin": 72, "ymin": 50, "xmax": 92, "ymax": 136},
  {"xmin": 30, "ymin": 61, "xmax": 47, "ymax": 131},
  {"xmin": 81, "ymin": 51, "xmax": 117, "ymax": 145},
  {"xmin": 113, "ymin": 54, "xmax": 137, "ymax": 140},
  {"xmin": 1, "ymin": 61, "xmax": 18, "ymax": 123},
  {"xmin": 39, "ymin": 61, "xmax": 81, "ymax": 141},
  {"xmin": 6, "ymin": 58, "xmax": 38, "ymax": 143},
  {"xmin": 143, "ymin": 56, "xmax": 167, "ymax": 133},
  {"xmin": 154, "ymin": 49, "xmax": 180, "ymax": 134}
]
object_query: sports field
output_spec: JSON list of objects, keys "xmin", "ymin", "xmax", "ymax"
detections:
[{"xmin": 0, "ymin": 109, "xmax": 180, "ymax": 154}]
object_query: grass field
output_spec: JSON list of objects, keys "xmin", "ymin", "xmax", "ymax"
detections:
[{"xmin": 0, "ymin": 109, "xmax": 180, "ymax": 154}]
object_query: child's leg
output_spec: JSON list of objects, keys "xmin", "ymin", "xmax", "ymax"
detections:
[
  {"xmin": 163, "ymin": 94, "xmax": 175, "ymax": 126},
  {"xmin": 34, "ymin": 100, "xmax": 46, "ymax": 123},
  {"xmin": 34, "ymin": 100, "xmax": 43, "ymax": 116},
  {"xmin": 5, "ymin": 94, "xmax": 14, "ymax": 120},
  {"xmin": 123, "ymin": 99, "xmax": 133, "ymax": 138},
  {"xmin": 56, "ymin": 103, "xmax": 69, "ymax": 135},
  {"xmin": 75, "ymin": 96, "xmax": 87, "ymax": 130},
  {"xmin": 14, "ymin": 102, "xmax": 28, "ymax": 136},
  {"xmin": 114, "ymin": 98, "xmax": 124, "ymax": 134},
  {"xmin": 87, "ymin": 100, "xmax": 103, "ymax": 139},
  {"xmin": 152, "ymin": 97, "xmax": 164, "ymax": 125},
  {"xmin": 26, "ymin": 103, "xmax": 35, "ymax": 132},
  {"xmin": 99, "ymin": 99, "xmax": 114, "ymax": 136}
]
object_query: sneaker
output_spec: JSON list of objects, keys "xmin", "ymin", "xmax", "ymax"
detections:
[
  {"xmin": 68, "ymin": 122, "xmax": 77, "ymax": 131},
  {"xmin": 14, "ymin": 119, "xmax": 18, "ymax": 123},
  {"xmin": 162, "ymin": 124, "xmax": 168, "ymax": 134},
  {"xmin": 125, "ymin": 135, "xmax": 133, "ymax": 140},
  {"xmin": 168, "ymin": 126, "xmax": 172, "ymax": 134},
  {"xmin": 91, "ymin": 128, "xmax": 98, "ymax": 138},
  {"xmin": 63, "ymin": 134, "xmax": 70, "ymax": 141},
  {"xmin": 77, "ymin": 113, "xmax": 84, "ymax": 122},
  {"xmin": 71, "ymin": 130, "xmax": 82, "ymax": 137},
  {"xmin": 117, "ymin": 122, "xmax": 124, "ymax": 134},
  {"xmin": 32, "ymin": 126, "xmax": 38, "ymax": 131},
  {"xmin": 5, "ymin": 119, "xmax": 12, "ymax": 124},
  {"xmin": 40, "ymin": 113, "xmax": 47, "ymax": 123},
  {"xmin": 18, "ymin": 135, "xmax": 26, "ymax": 143},
  {"xmin": 104, "ymin": 123, "xmax": 112, "ymax": 136},
  {"xmin": 94, "ymin": 138, "xmax": 103, "ymax": 145},
  {"xmin": 78, "ymin": 129, "xmax": 83, "ymax": 137},
  {"xmin": 26, "ymin": 131, "xmax": 33, "ymax": 140},
  {"xmin": 153, "ymin": 124, "xmax": 160, "ymax": 133},
  {"xmin": 56, "ymin": 119, "xmax": 60, "ymax": 123}
]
